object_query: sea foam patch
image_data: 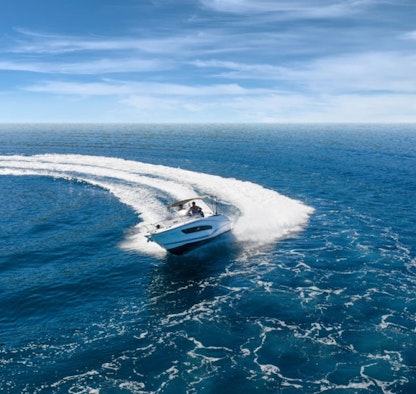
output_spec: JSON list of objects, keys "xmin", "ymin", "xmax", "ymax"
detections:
[{"xmin": 0, "ymin": 154, "xmax": 313, "ymax": 254}]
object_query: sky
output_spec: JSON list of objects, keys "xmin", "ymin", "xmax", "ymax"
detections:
[{"xmin": 0, "ymin": 0, "xmax": 415, "ymax": 123}]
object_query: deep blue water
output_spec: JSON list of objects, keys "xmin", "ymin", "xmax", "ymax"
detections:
[{"xmin": 0, "ymin": 124, "xmax": 415, "ymax": 393}]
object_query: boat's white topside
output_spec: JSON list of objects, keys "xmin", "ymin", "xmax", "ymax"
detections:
[
  {"xmin": 146, "ymin": 197, "xmax": 214, "ymax": 234},
  {"xmin": 145, "ymin": 197, "xmax": 232, "ymax": 253}
]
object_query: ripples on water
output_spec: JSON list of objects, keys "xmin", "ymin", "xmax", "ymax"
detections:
[{"xmin": 0, "ymin": 124, "xmax": 415, "ymax": 393}]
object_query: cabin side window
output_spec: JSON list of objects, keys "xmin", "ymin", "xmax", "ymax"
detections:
[{"xmin": 182, "ymin": 225, "xmax": 212, "ymax": 234}]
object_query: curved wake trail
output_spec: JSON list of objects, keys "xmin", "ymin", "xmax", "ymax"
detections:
[{"xmin": 0, "ymin": 154, "xmax": 314, "ymax": 255}]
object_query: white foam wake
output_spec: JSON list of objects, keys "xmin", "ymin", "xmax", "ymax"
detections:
[{"xmin": 0, "ymin": 154, "xmax": 314, "ymax": 255}]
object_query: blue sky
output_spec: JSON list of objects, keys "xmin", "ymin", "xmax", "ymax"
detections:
[{"xmin": 0, "ymin": 0, "xmax": 415, "ymax": 123}]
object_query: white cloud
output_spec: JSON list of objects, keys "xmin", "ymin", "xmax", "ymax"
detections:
[
  {"xmin": 122, "ymin": 95, "xmax": 174, "ymax": 112},
  {"xmin": 22, "ymin": 77, "xmax": 416, "ymax": 123},
  {"xmin": 192, "ymin": 51, "xmax": 416, "ymax": 94},
  {"xmin": 0, "ymin": 58, "xmax": 170, "ymax": 74},
  {"xmin": 11, "ymin": 28, "xmax": 221, "ymax": 56},
  {"xmin": 401, "ymin": 30, "xmax": 416, "ymax": 40},
  {"xmin": 12, "ymin": 29, "xmax": 149, "ymax": 54},
  {"xmin": 25, "ymin": 81, "xmax": 133, "ymax": 96},
  {"xmin": 288, "ymin": 52, "xmax": 416, "ymax": 93},
  {"xmin": 120, "ymin": 91, "xmax": 416, "ymax": 123},
  {"xmin": 199, "ymin": 0, "xmax": 375, "ymax": 18},
  {"xmin": 24, "ymin": 80, "xmax": 255, "ymax": 96},
  {"xmin": 190, "ymin": 59, "xmax": 286, "ymax": 79},
  {"xmin": 311, "ymin": 93, "xmax": 416, "ymax": 123},
  {"xmin": 3, "ymin": 0, "xmax": 414, "ymax": 123},
  {"xmin": 0, "ymin": 61, "xmax": 40, "ymax": 73},
  {"xmin": 6, "ymin": 50, "xmax": 414, "ymax": 92}
]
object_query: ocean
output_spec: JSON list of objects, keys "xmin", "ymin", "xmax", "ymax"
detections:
[{"xmin": 0, "ymin": 123, "xmax": 415, "ymax": 393}]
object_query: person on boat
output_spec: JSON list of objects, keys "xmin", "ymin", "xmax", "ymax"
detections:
[{"xmin": 188, "ymin": 201, "xmax": 204, "ymax": 217}]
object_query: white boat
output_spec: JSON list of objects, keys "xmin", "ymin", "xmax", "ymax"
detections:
[{"xmin": 145, "ymin": 197, "xmax": 232, "ymax": 254}]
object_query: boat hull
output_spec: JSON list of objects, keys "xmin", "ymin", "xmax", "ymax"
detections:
[{"xmin": 147, "ymin": 214, "xmax": 232, "ymax": 255}]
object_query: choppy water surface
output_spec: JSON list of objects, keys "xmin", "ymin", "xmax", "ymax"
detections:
[{"xmin": 0, "ymin": 124, "xmax": 415, "ymax": 393}]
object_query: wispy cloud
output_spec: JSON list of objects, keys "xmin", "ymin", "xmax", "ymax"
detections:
[
  {"xmin": 190, "ymin": 59, "xmax": 286, "ymax": 79},
  {"xmin": 1, "ymin": 1, "xmax": 414, "ymax": 122},
  {"xmin": 16, "ymin": 77, "xmax": 416, "ymax": 123},
  {"xmin": 0, "ymin": 58, "xmax": 170, "ymax": 74},
  {"xmin": 401, "ymin": 30, "xmax": 416, "ymax": 40},
  {"xmin": 199, "ymin": 0, "xmax": 376, "ymax": 18},
  {"xmin": 24, "ymin": 80, "xmax": 133, "ymax": 95},
  {"xmin": 10, "ymin": 28, "xmax": 222, "ymax": 56},
  {"xmin": 24, "ymin": 80, "xmax": 258, "ymax": 96},
  {"xmin": 293, "ymin": 52, "xmax": 416, "ymax": 93},
  {"xmin": 191, "ymin": 52, "xmax": 416, "ymax": 94},
  {"xmin": 12, "ymin": 29, "xmax": 153, "ymax": 54}
]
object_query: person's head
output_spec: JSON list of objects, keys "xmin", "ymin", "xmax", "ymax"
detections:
[{"xmin": 192, "ymin": 202, "xmax": 196, "ymax": 206}]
